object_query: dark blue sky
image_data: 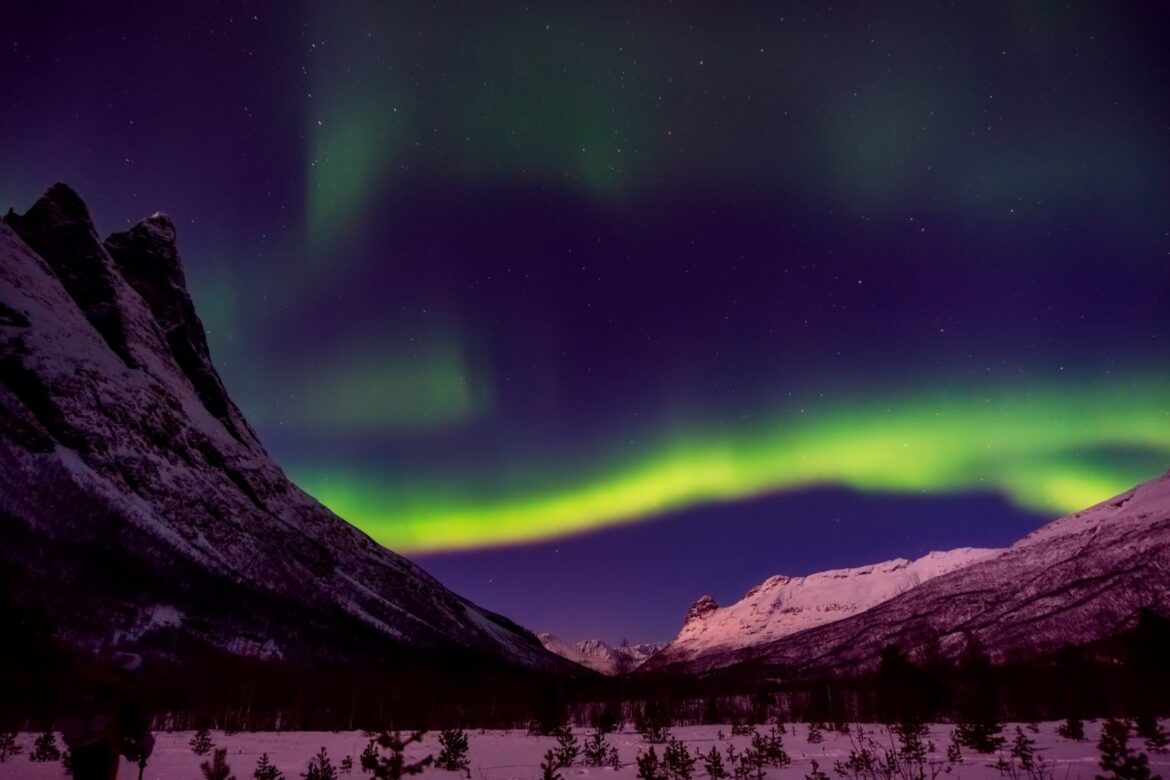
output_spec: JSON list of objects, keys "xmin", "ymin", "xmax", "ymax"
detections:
[
  {"xmin": 418, "ymin": 488, "xmax": 1047, "ymax": 643},
  {"xmin": 2, "ymin": 2, "xmax": 1168, "ymax": 642}
]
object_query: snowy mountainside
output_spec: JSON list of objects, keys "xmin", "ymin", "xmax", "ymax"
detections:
[
  {"xmin": 538, "ymin": 633, "xmax": 666, "ymax": 674},
  {"xmin": 650, "ymin": 547, "xmax": 999, "ymax": 668},
  {"xmin": 645, "ymin": 470, "xmax": 1170, "ymax": 676},
  {"xmin": 0, "ymin": 184, "xmax": 568, "ymax": 671}
]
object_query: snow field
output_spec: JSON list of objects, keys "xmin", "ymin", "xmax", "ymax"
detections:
[{"xmin": 3, "ymin": 722, "xmax": 1167, "ymax": 780}]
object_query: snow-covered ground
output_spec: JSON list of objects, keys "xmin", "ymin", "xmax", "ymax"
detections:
[{"xmin": 3, "ymin": 722, "xmax": 1167, "ymax": 779}]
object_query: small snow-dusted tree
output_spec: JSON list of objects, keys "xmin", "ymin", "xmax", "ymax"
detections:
[
  {"xmin": 993, "ymin": 726, "xmax": 1054, "ymax": 780},
  {"xmin": 637, "ymin": 701, "xmax": 673, "ymax": 743},
  {"xmin": 541, "ymin": 749, "xmax": 564, "ymax": 780},
  {"xmin": 807, "ymin": 759, "xmax": 832, "ymax": 780},
  {"xmin": 339, "ymin": 756, "xmax": 353, "ymax": 775},
  {"xmin": 752, "ymin": 726, "xmax": 790, "ymax": 768},
  {"xmin": 1096, "ymin": 719, "xmax": 1161, "ymax": 780},
  {"xmin": 808, "ymin": 722, "xmax": 825, "ymax": 745},
  {"xmin": 360, "ymin": 731, "xmax": 433, "ymax": 780},
  {"xmin": 637, "ymin": 746, "xmax": 667, "ymax": 780},
  {"xmin": 253, "ymin": 752, "xmax": 285, "ymax": 780},
  {"xmin": 583, "ymin": 728, "xmax": 619, "ymax": 768},
  {"xmin": 201, "ymin": 747, "xmax": 237, "ymax": 780},
  {"xmin": 551, "ymin": 724, "xmax": 579, "ymax": 768},
  {"xmin": 736, "ymin": 746, "xmax": 766, "ymax": 780},
  {"xmin": 360, "ymin": 742, "xmax": 379, "ymax": 771},
  {"xmin": 954, "ymin": 718, "xmax": 1004, "ymax": 754},
  {"xmin": 1057, "ymin": 719, "xmax": 1086, "ymax": 742},
  {"xmin": 30, "ymin": 730, "xmax": 61, "ymax": 762},
  {"xmin": 700, "ymin": 746, "xmax": 726, "ymax": 780},
  {"xmin": 191, "ymin": 727, "xmax": 215, "ymax": 756},
  {"xmin": 833, "ymin": 748, "xmax": 877, "ymax": 780},
  {"xmin": 303, "ymin": 746, "xmax": 337, "ymax": 780},
  {"xmin": 730, "ymin": 722, "xmax": 754, "ymax": 737},
  {"xmin": 892, "ymin": 721, "xmax": 932, "ymax": 766},
  {"xmin": 945, "ymin": 733, "xmax": 963, "ymax": 767},
  {"xmin": 436, "ymin": 728, "xmax": 470, "ymax": 775},
  {"xmin": 1136, "ymin": 715, "xmax": 1168, "ymax": 754},
  {"xmin": 663, "ymin": 738, "xmax": 696, "ymax": 780},
  {"xmin": 0, "ymin": 731, "xmax": 23, "ymax": 762}
]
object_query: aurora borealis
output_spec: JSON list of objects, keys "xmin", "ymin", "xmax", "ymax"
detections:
[{"xmin": 3, "ymin": 2, "xmax": 1169, "ymax": 640}]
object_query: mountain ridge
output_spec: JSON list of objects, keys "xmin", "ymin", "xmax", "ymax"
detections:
[
  {"xmin": 643, "ymin": 470, "xmax": 1170, "ymax": 676},
  {"xmin": 647, "ymin": 546, "xmax": 1000, "ymax": 670},
  {"xmin": 0, "ymin": 183, "xmax": 570, "ymax": 672},
  {"xmin": 537, "ymin": 633, "xmax": 665, "ymax": 675}
]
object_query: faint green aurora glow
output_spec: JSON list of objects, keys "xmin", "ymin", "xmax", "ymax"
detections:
[{"xmin": 294, "ymin": 377, "xmax": 1170, "ymax": 553}]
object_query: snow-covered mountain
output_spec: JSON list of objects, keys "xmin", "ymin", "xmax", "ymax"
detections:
[
  {"xmin": 0, "ymin": 184, "xmax": 569, "ymax": 671},
  {"xmin": 644, "ymin": 471, "xmax": 1170, "ymax": 676},
  {"xmin": 537, "ymin": 633, "xmax": 666, "ymax": 675},
  {"xmin": 648, "ymin": 547, "xmax": 999, "ymax": 669}
]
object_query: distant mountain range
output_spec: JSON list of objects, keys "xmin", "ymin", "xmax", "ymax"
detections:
[
  {"xmin": 543, "ymin": 476, "xmax": 1170, "ymax": 680},
  {"xmin": 646, "ymin": 547, "xmax": 999, "ymax": 670},
  {"xmin": 641, "ymin": 472, "xmax": 1170, "ymax": 676},
  {"xmin": 537, "ymin": 634, "xmax": 665, "ymax": 675},
  {"xmin": 0, "ymin": 184, "xmax": 570, "ymax": 673}
]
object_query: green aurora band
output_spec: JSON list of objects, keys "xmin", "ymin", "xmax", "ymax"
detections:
[{"xmin": 295, "ymin": 377, "xmax": 1170, "ymax": 553}]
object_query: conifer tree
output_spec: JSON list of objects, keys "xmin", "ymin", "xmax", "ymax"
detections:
[
  {"xmin": 806, "ymin": 759, "xmax": 831, "ymax": 780},
  {"xmin": 893, "ymin": 720, "xmax": 931, "ymax": 765},
  {"xmin": 201, "ymin": 748, "xmax": 237, "ymax": 780},
  {"xmin": 700, "ymin": 745, "xmax": 726, "ymax": 780},
  {"xmin": 955, "ymin": 718, "xmax": 1005, "ymax": 754},
  {"xmin": 637, "ymin": 746, "xmax": 666, "ymax": 780},
  {"xmin": 1057, "ymin": 719, "xmax": 1087, "ymax": 742},
  {"xmin": 436, "ymin": 728, "xmax": 471, "ymax": 775},
  {"xmin": 583, "ymin": 728, "xmax": 619, "ymax": 768},
  {"xmin": 541, "ymin": 749, "xmax": 564, "ymax": 780},
  {"xmin": 663, "ymin": 737, "xmax": 696, "ymax": 780},
  {"xmin": 1136, "ymin": 715, "xmax": 1169, "ymax": 755},
  {"xmin": 1096, "ymin": 719, "xmax": 1161, "ymax": 780},
  {"xmin": 303, "ymin": 746, "xmax": 337, "ymax": 780},
  {"xmin": 552, "ymin": 724, "xmax": 579, "ymax": 768},
  {"xmin": 360, "ymin": 731, "xmax": 433, "ymax": 779},
  {"xmin": 253, "ymin": 752, "xmax": 285, "ymax": 780},
  {"xmin": 1011, "ymin": 726, "xmax": 1037, "ymax": 772},
  {"xmin": 807, "ymin": 722, "xmax": 824, "ymax": 745},
  {"xmin": 946, "ymin": 733, "xmax": 963, "ymax": 766},
  {"xmin": 636, "ymin": 701, "xmax": 673, "ymax": 743},
  {"xmin": 0, "ymin": 732, "xmax": 21, "ymax": 761},
  {"xmin": 30, "ymin": 730, "xmax": 61, "ymax": 762},
  {"xmin": 191, "ymin": 727, "xmax": 215, "ymax": 756}
]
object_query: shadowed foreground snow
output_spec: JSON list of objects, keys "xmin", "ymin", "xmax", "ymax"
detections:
[{"xmin": 3, "ymin": 722, "xmax": 1168, "ymax": 779}]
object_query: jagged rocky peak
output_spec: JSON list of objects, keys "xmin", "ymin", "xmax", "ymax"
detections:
[
  {"xmin": 104, "ymin": 210, "xmax": 257, "ymax": 447},
  {"xmin": 0, "ymin": 183, "xmax": 569, "ymax": 672},
  {"xmin": 685, "ymin": 595, "xmax": 719, "ymax": 624},
  {"xmin": 3, "ymin": 182, "xmax": 138, "ymax": 367}
]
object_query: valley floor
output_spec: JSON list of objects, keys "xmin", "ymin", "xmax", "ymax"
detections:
[{"xmin": 3, "ymin": 722, "xmax": 1168, "ymax": 779}]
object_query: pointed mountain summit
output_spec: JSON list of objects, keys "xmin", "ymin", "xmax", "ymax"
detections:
[
  {"xmin": 0, "ymin": 184, "xmax": 567, "ymax": 672},
  {"xmin": 103, "ymin": 211, "xmax": 257, "ymax": 446}
]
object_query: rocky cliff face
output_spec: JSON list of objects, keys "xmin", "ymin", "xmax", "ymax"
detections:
[
  {"xmin": 0, "ymin": 184, "xmax": 566, "ymax": 671},
  {"xmin": 643, "ymin": 473, "xmax": 1170, "ymax": 677}
]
